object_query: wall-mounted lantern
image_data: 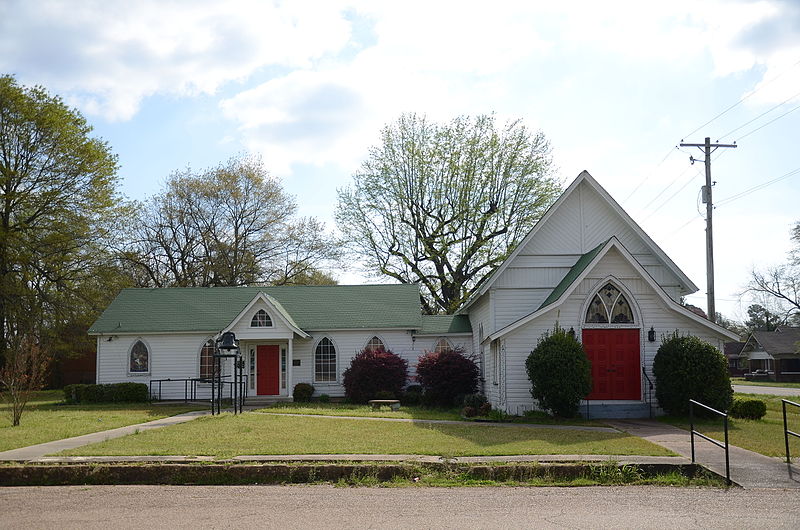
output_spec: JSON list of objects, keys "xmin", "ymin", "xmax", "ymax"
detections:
[
  {"xmin": 568, "ymin": 327, "xmax": 576, "ymax": 338},
  {"xmin": 648, "ymin": 326, "xmax": 656, "ymax": 342}
]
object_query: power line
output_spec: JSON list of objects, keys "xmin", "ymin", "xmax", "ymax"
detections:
[
  {"xmin": 717, "ymin": 88, "xmax": 800, "ymax": 141},
  {"xmin": 716, "ymin": 166, "xmax": 800, "ymax": 206},
  {"xmin": 735, "ymin": 101, "xmax": 800, "ymax": 142},
  {"xmin": 682, "ymin": 56, "xmax": 800, "ymax": 139},
  {"xmin": 622, "ymin": 147, "xmax": 678, "ymax": 204}
]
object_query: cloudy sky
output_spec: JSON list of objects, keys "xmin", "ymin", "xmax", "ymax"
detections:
[{"xmin": 2, "ymin": 0, "xmax": 799, "ymax": 322}]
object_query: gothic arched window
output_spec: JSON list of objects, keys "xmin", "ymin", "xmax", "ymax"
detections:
[{"xmin": 586, "ymin": 283, "xmax": 634, "ymax": 324}]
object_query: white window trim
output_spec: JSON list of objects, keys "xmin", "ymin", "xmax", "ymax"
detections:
[
  {"xmin": 127, "ymin": 337, "xmax": 151, "ymax": 376},
  {"xmin": 363, "ymin": 334, "xmax": 388, "ymax": 352},
  {"xmin": 313, "ymin": 336, "xmax": 339, "ymax": 384},
  {"xmin": 198, "ymin": 337, "xmax": 215, "ymax": 380},
  {"xmin": 434, "ymin": 337, "xmax": 452, "ymax": 353}
]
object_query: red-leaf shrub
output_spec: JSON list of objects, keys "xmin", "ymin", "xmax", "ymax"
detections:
[
  {"xmin": 415, "ymin": 348, "xmax": 479, "ymax": 407},
  {"xmin": 343, "ymin": 347, "xmax": 408, "ymax": 403}
]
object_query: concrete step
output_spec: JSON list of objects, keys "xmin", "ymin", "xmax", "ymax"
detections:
[{"xmin": 582, "ymin": 402, "xmax": 653, "ymax": 419}]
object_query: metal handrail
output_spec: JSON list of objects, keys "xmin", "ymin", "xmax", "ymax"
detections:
[
  {"xmin": 641, "ymin": 367, "xmax": 654, "ymax": 419},
  {"xmin": 782, "ymin": 399, "xmax": 800, "ymax": 463},
  {"xmin": 690, "ymin": 399, "xmax": 731, "ymax": 486}
]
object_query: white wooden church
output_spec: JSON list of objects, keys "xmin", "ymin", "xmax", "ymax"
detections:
[{"xmin": 90, "ymin": 171, "xmax": 738, "ymax": 418}]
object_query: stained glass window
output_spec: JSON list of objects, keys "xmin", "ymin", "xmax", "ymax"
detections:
[
  {"xmin": 129, "ymin": 340, "xmax": 149, "ymax": 373},
  {"xmin": 585, "ymin": 283, "xmax": 634, "ymax": 324},
  {"xmin": 365, "ymin": 336, "xmax": 385, "ymax": 352},
  {"xmin": 250, "ymin": 309, "xmax": 272, "ymax": 327},
  {"xmin": 434, "ymin": 338, "xmax": 451, "ymax": 353},
  {"xmin": 199, "ymin": 339, "xmax": 214, "ymax": 379},
  {"xmin": 315, "ymin": 337, "xmax": 336, "ymax": 382}
]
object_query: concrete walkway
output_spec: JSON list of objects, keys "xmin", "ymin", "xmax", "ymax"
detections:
[
  {"xmin": 0, "ymin": 410, "xmax": 209, "ymax": 461},
  {"xmin": 252, "ymin": 412, "xmax": 619, "ymax": 432},
  {"xmin": 733, "ymin": 384, "xmax": 800, "ymax": 397},
  {"xmin": 608, "ymin": 419, "xmax": 800, "ymax": 489}
]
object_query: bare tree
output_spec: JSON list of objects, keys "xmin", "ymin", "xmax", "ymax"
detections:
[
  {"xmin": 0, "ymin": 332, "xmax": 48, "ymax": 426},
  {"xmin": 746, "ymin": 222, "xmax": 800, "ymax": 325},
  {"xmin": 122, "ymin": 155, "xmax": 339, "ymax": 287}
]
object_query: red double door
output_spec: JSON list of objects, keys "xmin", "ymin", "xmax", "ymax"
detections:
[
  {"xmin": 256, "ymin": 345, "xmax": 280, "ymax": 396},
  {"xmin": 582, "ymin": 329, "xmax": 640, "ymax": 400}
]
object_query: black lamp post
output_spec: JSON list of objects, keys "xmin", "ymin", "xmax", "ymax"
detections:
[{"xmin": 211, "ymin": 331, "xmax": 245, "ymax": 415}]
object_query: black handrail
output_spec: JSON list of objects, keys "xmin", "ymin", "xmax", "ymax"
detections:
[
  {"xmin": 782, "ymin": 399, "xmax": 800, "ymax": 464},
  {"xmin": 690, "ymin": 399, "xmax": 731, "ymax": 486},
  {"xmin": 642, "ymin": 367, "xmax": 654, "ymax": 419}
]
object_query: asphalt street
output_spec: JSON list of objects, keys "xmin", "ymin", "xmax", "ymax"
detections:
[{"xmin": 2, "ymin": 485, "xmax": 799, "ymax": 529}]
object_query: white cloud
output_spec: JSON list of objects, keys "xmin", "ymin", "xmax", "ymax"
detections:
[{"xmin": 0, "ymin": 0, "xmax": 353, "ymax": 120}]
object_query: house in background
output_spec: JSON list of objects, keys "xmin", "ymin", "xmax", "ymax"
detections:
[
  {"xmin": 724, "ymin": 341, "xmax": 747, "ymax": 377},
  {"xmin": 90, "ymin": 171, "xmax": 739, "ymax": 417},
  {"xmin": 741, "ymin": 326, "xmax": 800, "ymax": 382}
]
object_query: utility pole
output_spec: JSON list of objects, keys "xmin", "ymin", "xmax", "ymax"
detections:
[{"xmin": 679, "ymin": 137, "xmax": 736, "ymax": 323}]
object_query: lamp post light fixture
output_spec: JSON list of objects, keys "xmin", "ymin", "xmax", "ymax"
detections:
[{"xmin": 211, "ymin": 331, "xmax": 246, "ymax": 415}]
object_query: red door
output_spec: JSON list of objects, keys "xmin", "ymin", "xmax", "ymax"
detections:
[
  {"xmin": 257, "ymin": 345, "xmax": 280, "ymax": 395},
  {"xmin": 582, "ymin": 329, "xmax": 640, "ymax": 400}
]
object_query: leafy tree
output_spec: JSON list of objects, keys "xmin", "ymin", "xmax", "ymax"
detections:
[
  {"xmin": 0, "ymin": 75, "xmax": 120, "ymax": 372},
  {"xmin": 336, "ymin": 113, "xmax": 560, "ymax": 314},
  {"xmin": 746, "ymin": 222, "xmax": 800, "ymax": 325},
  {"xmin": 715, "ymin": 313, "xmax": 747, "ymax": 339},
  {"xmin": 744, "ymin": 303, "xmax": 780, "ymax": 332},
  {"xmin": 122, "ymin": 154, "xmax": 339, "ymax": 287}
]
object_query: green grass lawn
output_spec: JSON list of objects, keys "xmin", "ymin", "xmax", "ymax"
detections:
[
  {"xmin": 731, "ymin": 378, "xmax": 800, "ymax": 389},
  {"xmin": 660, "ymin": 393, "xmax": 800, "ymax": 458},
  {"xmin": 0, "ymin": 390, "xmax": 202, "ymax": 452},
  {"xmin": 259, "ymin": 402, "xmax": 605, "ymax": 427},
  {"xmin": 60, "ymin": 411, "xmax": 673, "ymax": 459}
]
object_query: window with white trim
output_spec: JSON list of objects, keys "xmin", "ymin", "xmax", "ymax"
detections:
[
  {"xmin": 434, "ymin": 338, "xmax": 451, "ymax": 353},
  {"xmin": 129, "ymin": 340, "xmax": 149, "ymax": 373},
  {"xmin": 314, "ymin": 337, "xmax": 337, "ymax": 382},
  {"xmin": 199, "ymin": 339, "xmax": 215, "ymax": 379},
  {"xmin": 250, "ymin": 309, "xmax": 273, "ymax": 327},
  {"xmin": 585, "ymin": 283, "xmax": 634, "ymax": 324},
  {"xmin": 365, "ymin": 336, "xmax": 385, "ymax": 352}
]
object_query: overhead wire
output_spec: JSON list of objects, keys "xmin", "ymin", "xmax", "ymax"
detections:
[
  {"xmin": 717, "ymin": 88, "xmax": 800, "ymax": 141},
  {"xmin": 621, "ymin": 147, "xmax": 678, "ymax": 204},
  {"xmin": 716, "ymin": 166, "xmax": 800, "ymax": 206},
  {"xmin": 734, "ymin": 101, "xmax": 800, "ymax": 142}
]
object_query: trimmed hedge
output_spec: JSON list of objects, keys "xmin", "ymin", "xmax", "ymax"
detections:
[
  {"xmin": 415, "ymin": 348, "xmax": 479, "ymax": 407},
  {"xmin": 342, "ymin": 347, "xmax": 408, "ymax": 403},
  {"xmin": 730, "ymin": 398, "xmax": 767, "ymax": 420},
  {"xmin": 63, "ymin": 383, "xmax": 148, "ymax": 404},
  {"xmin": 293, "ymin": 383, "xmax": 315, "ymax": 402},
  {"xmin": 525, "ymin": 326, "xmax": 591, "ymax": 418},
  {"xmin": 653, "ymin": 333, "xmax": 733, "ymax": 416}
]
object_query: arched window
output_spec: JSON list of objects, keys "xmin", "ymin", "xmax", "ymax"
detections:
[
  {"xmin": 199, "ymin": 339, "xmax": 215, "ymax": 380},
  {"xmin": 365, "ymin": 336, "xmax": 385, "ymax": 352},
  {"xmin": 586, "ymin": 283, "xmax": 634, "ymax": 324},
  {"xmin": 314, "ymin": 337, "xmax": 337, "ymax": 382},
  {"xmin": 250, "ymin": 309, "xmax": 272, "ymax": 327},
  {"xmin": 129, "ymin": 340, "xmax": 149, "ymax": 373},
  {"xmin": 434, "ymin": 338, "xmax": 452, "ymax": 353}
]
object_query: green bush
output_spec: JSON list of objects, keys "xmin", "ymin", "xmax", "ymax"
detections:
[
  {"xmin": 293, "ymin": 382, "xmax": 314, "ymax": 402},
  {"xmin": 478, "ymin": 402, "xmax": 492, "ymax": 416},
  {"xmin": 62, "ymin": 383, "xmax": 148, "ymax": 404},
  {"xmin": 525, "ymin": 326, "xmax": 591, "ymax": 418},
  {"xmin": 317, "ymin": 394, "xmax": 331, "ymax": 403},
  {"xmin": 462, "ymin": 406, "xmax": 478, "ymax": 418},
  {"xmin": 401, "ymin": 385, "xmax": 423, "ymax": 406},
  {"xmin": 653, "ymin": 333, "xmax": 733, "ymax": 416},
  {"xmin": 730, "ymin": 398, "xmax": 767, "ymax": 420},
  {"xmin": 463, "ymin": 393, "xmax": 488, "ymax": 409}
]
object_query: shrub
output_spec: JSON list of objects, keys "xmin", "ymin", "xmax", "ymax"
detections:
[
  {"xmin": 342, "ymin": 347, "xmax": 408, "ymax": 403},
  {"xmin": 401, "ymin": 385, "xmax": 423, "ymax": 406},
  {"xmin": 478, "ymin": 402, "xmax": 492, "ymax": 416},
  {"xmin": 730, "ymin": 398, "xmax": 767, "ymax": 420},
  {"xmin": 374, "ymin": 389, "xmax": 396, "ymax": 400},
  {"xmin": 462, "ymin": 406, "xmax": 478, "ymax": 418},
  {"xmin": 653, "ymin": 333, "xmax": 733, "ymax": 416},
  {"xmin": 317, "ymin": 394, "xmax": 330, "ymax": 403},
  {"xmin": 463, "ymin": 393, "xmax": 488, "ymax": 409},
  {"xmin": 415, "ymin": 348, "xmax": 479, "ymax": 407},
  {"xmin": 293, "ymin": 382, "xmax": 314, "ymax": 402},
  {"xmin": 525, "ymin": 326, "xmax": 591, "ymax": 418},
  {"xmin": 62, "ymin": 383, "xmax": 148, "ymax": 403}
]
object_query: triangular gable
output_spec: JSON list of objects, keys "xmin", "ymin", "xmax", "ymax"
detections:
[
  {"xmin": 537, "ymin": 239, "xmax": 608, "ymax": 310},
  {"xmin": 460, "ymin": 170, "xmax": 698, "ymax": 313},
  {"xmin": 223, "ymin": 292, "xmax": 310, "ymax": 338},
  {"xmin": 485, "ymin": 237, "xmax": 739, "ymax": 343}
]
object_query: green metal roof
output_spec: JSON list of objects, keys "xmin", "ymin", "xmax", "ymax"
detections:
[
  {"xmin": 89, "ymin": 284, "xmax": 423, "ymax": 334},
  {"xmin": 419, "ymin": 315, "xmax": 473, "ymax": 334},
  {"xmin": 538, "ymin": 240, "xmax": 608, "ymax": 310}
]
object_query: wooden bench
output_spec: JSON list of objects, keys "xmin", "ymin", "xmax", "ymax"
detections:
[{"xmin": 368, "ymin": 399, "xmax": 401, "ymax": 411}]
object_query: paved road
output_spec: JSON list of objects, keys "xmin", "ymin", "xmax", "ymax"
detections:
[
  {"xmin": 733, "ymin": 384, "xmax": 800, "ymax": 397},
  {"xmin": 1, "ymin": 485, "xmax": 799, "ymax": 529}
]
